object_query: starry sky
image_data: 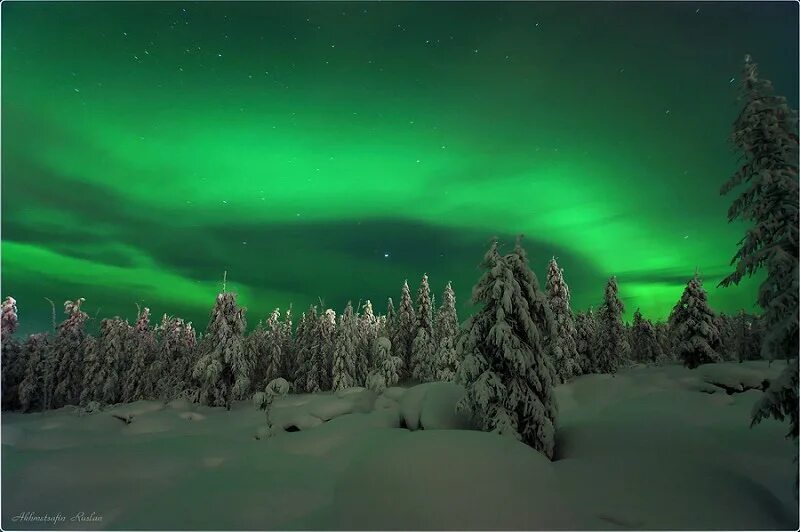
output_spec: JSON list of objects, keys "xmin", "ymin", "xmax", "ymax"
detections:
[{"xmin": 2, "ymin": 1, "xmax": 798, "ymax": 335}]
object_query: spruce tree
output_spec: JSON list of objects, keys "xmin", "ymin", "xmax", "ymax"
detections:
[
  {"xmin": 394, "ymin": 281, "xmax": 416, "ymax": 378},
  {"xmin": 51, "ymin": 298, "xmax": 89, "ymax": 408},
  {"xmin": 318, "ymin": 309, "xmax": 337, "ymax": 390},
  {"xmin": 175, "ymin": 322, "xmax": 197, "ymax": 397},
  {"xmin": 123, "ymin": 307, "xmax": 157, "ymax": 402},
  {"xmin": 332, "ymin": 302, "xmax": 357, "ymax": 390},
  {"xmin": 434, "ymin": 282, "xmax": 460, "ymax": 382},
  {"xmin": 374, "ymin": 336, "xmax": 402, "ymax": 387},
  {"xmin": 192, "ymin": 292, "xmax": 249, "ymax": 409},
  {"xmin": 545, "ymin": 259, "xmax": 581, "ymax": 383},
  {"xmin": 630, "ymin": 308, "xmax": 664, "ymax": 363},
  {"xmin": 596, "ymin": 278, "xmax": 629, "ymax": 374},
  {"xmin": 385, "ymin": 298, "xmax": 396, "ymax": 339},
  {"xmin": 281, "ymin": 307, "xmax": 295, "ymax": 383},
  {"xmin": 1, "ymin": 296, "xmax": 23, "ymax": 410},
  {"xmin": 457, "ymin": 239, "xmax": 558, "ymax": 459},
  {"xmin": 655, "ymin": 321, "xmax": 673, "ymax": 361},
  {"xmin": 298, "ymin": 306, "xmax": 321, "ymax": 393},
  {"xmin": 247, "ymin": 320, "xmax": 270, "ymax": 389},
  {"xmin": 720, "ymin": 57, "xmax": 798, "ymax": 490},
  {"xmin": 715, "ymin": 312, "xmax": 737, "ymax": 361},
  {"xmin": 410, "ymin": 274, "xmax": 436, "ymax": 381},
  {"xmin": 264, "ymin": 308, "xmax": 284, "ymax": 384},
  {"xmin": 357, "ymin": 300, "xmax": 378, "ymax": 385},
  {"xmin": 574, "ymin": 309, "xmax": 598, "ymax": 373},
  {"xmin": 18, "ymin": 333, "xmax": 50, "ymax": 412},
  {"xmin": 152, "ymin": 316, "xmax": 189, "ymax": 400},
  {"xmin": 669, "ymin": 274, "xmax": 722, "ymax": 369}
]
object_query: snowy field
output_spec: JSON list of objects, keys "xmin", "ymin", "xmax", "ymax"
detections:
[{"xmin": 2, "ymin": 360, "xmax": 797, "ymax": 530}]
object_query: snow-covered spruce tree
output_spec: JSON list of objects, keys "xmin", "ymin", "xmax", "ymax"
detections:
[
  {"xmin": 596, "ymin": 278, "xmax": 629, "ymax": 374},
  {"xmin": 374, "ymin": 336, "xmax": 402, "ymax": 387},
  {"xmin": 51, "ymin": 298, "xmax": 90, "ymax": 408},
  {"xmin": 264, "ymin": 308, "xmax": 284, "ymax": 384},
  {"xmin": 18, "ymin": 333, "xmax": 51, "ymax": 412},
  {"xmin": 152, "ymin": 316, "xmax": 190, "ymax": 400},
  {"xmin": 385, "ymin": 298, "xmax": 396, "ymax": 338},
  {"xmin": 732, "ymin": 310, "xmax": 762, "ymax": 362},
  {"xmin": 630, "ymin": 308, "xmax": 664, "ymax": 364},
  {"xmin": 411, "ymin": 328, "xmax": 436, "ymax": 382},
  {"xmin": 79, "ymin": 336, "xmax": 102, "ymax": 406},
  {"xmin": 192, "ymin": 292, "xmax": 249, "ymax": 409},
  {"xmin": 318, "ymin": 309, "xmax": 337, "ymax": 390},
  {"xmin": 545, "ymin": 259, "xmax": 581, "ymax": 383},
  {"xmin": 299, "ymin": 306, "xmax": 323, "ymax": 393},
  {"xmin": 393, "ymin": 281, "xmax": 416, "ymax": 379},
  {"xmin": 122, "ymin": 307, "xmax": 157, "ymax": 402},
  {"xmin": 174, "ymin": 322, "xmax": 198, "ymax": 397},
  {"xmin": 281, "ymin": 307, "xmax": 295, "ymax": 383},
  {"xmin": 331, "ymin": 302, "xmax": 358, "ymax": 391},
  {"xmin": 356, "ymin": 300, "xmax": 378, "ymax": 385},
  {"xmin": 1, "ymin": 296, "xmax": 24, "ymax": 410},
  {"xmin": 720, "ymin": 56, "xmax": 798, "ymax": 489},
  {"xmin": 654, "ymin": 321, "xmax": 673, "ymax": 361},
  {"xmin": 434, "ymin": 282, "xmax": 460, "ymax": 382},
  {"xmin": 669, "ymin": 274, "xmax": 722, "ymax": 369},
  {"xmin": 410, "ymin": 274, "xmax": 436, "ymax": 382},
  {"xmin": 457, "ymin": 239, "xmax": 558, "ymax": 459},
  {"xmin": 292, "ymin": 307, "xmax": 315, "ymax": 392},
  {"xmin": 246, "ymin": 320, "xmax": 269, "ymax": 389},
  {"xmin": 574, "ymin": 309, "xmax": 598, "ymax": 374},
  {"xmin": 715, "ymin": 312, "xmax": 737, "ymax": 361}
]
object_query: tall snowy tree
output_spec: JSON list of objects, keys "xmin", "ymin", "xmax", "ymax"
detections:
[
  {"xmin": 596, "ymin": 278, "xmax": 629, "ymax": 374},
  {"xmin": 410, "ymin": 274, "xmax": 436, "ymax": 381},
  {"xmin": 393, "ymin": 281, "xmax": 416, "ymax": 379},
  {"xmin": 51, "ymin": 299, "xmax": 90, "ymax": 408},
  {"xmin": 357, "ymin": 300, "xmax": 378, "ymax": 385},
  {"xmin": 373, "ymin": 336, "xmax": 402, "ymax": 387},
  {"xmin": 669, "ymin": 274, "xmax": 722, "ymax": 369},
  {"xmin": 192, "ymin": 292, "xmax": 249, "ymax": 409},
  {"xmin": 18, "ymin": 333, "xmax": 50, "ymax": 412},
  {"xmin": 296, "ymin": 306, "xmax": 320, "ymax": 393},
  {"xmin": 332, "ymin": 302, "xmax": 358, "ymax": 391},
  {"xmin": 247, "ymin": 320, "xmax": 270, "ymax": 389},
  {"xmin": 630, "ymin": 308, "xmax": 664, "ymax": 363},
  {"xmin": 281, "ymin": 307, "xmax": 295, "ymax": 382},
  {"xmin": 385, "ymin": 298, "xmax": 396, "ymax": 338},
  {"xmin": 123, "ymin": 307, "xmax": 157, "ymax": 402},
  {"xmin": 264, "ymin": 308, "xmax": 284, "ymax": 384},
  {"xmin": 654, "ymin": 321, "xmax": 673, "ymax": 361},
  {"xmin": 574, "ymin": 309, "xmax": 598, "ymax": 374},
  {"xmin": 153, "ymin": 316, "xmax": 190, "ymax": 399},
  {"xmin": 720, "ymin": 56, "xmax": 798, "ymax": 489},
  {"xmin": 175, "ymin": 322, "xmax": 198, "ymax": 396},
  {"xmin": 715, "ymin": 312, "xmax": 738, "ymax": 361},
  {"xmin": 1, "ymin": 296, "xmax": 23, "ymax": 410},
  {"xmin": 457, "ymin": 239, "xmax": 558, "ymax": 459},
  {"xmin": 545, "ymin": 259, "xmax": 581, "ymax": 383},
  {"xmin": 318, "ymin": 309, "xmax": 337, "ymax": 390},
  {"xmin": 434, "ymin": 282, "xmax": 460, "ymax": 382}
]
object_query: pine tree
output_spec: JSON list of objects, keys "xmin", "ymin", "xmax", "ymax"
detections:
[
  {"xmin": 394, "ymin": 281, "xmax": 416, "ymax": 379},
  {"xmin": 545, "ymin": 259, "xmax": 581, "ymax": 383},
  {"xmin": 596, "ymin": 278, "xmax": 629, "ymax": 374},
  {"xmin": 318, "ymin": 309, "xmax": 336, "ymax": 390},
  {"xmin": 669, "ymin": 274, "xmax": 722, "ymax": 369},
  {"xmin": 264, "ymin": 308, "xmax": 284, "ymax": 384},
  {"xmin": 298, "ymin": 306, "xmax": 321, "ymax": 393},
  {"xmin": 385, "ymin": 298, "xmax": 396, "ymax": 338},
  {"xmin": 51, "ymin": 298, "xmax": 89, "ymax": 408},
  {"xmin": 574, "ymin": 309, "xmax": 598, "ymax": 373},
  {"xmin": 1, "ymin": 296, "xmax": 23, "ymax": 410},
  {"xmin": 123, "ymin": 307, "xmax": 157, "ymax": 402},
  {"xmin": 18, "ymin": 333, "xmax": 50, "ymax": 412},
  {"xmin": 332, "ymin": 302, "xmax": 358, "ymax": 390},
  {"xmin": 174, "ymin": 322, "xmax": 198, "ymax": 397},
  {"xmin": 654, "ymin": 321, "xmax": 673, "ymax": 362},
  {"xmin": 152, "ymin": 316, "xmax": 190, "ymax": 400},
  {"xmin": 630, "ymin": 308, "xmax": 664, "ymax": 363},
  {"xmin": 410, "ymin": 274, "xmax": 435, "ymax": 381},
  {"xmin": 357, "ymin": 300, "xmax": 378, "ymax": 385},
  {"xmin": 247, "ymin": 320, "xmax": 270, "ymax": 389},
  {"xmin": 281, "ymin": 307, "xmax": 295, "ymax": 383},
  {"xmin": 374, "ymin": 336, "xmax": 402, "ymax": 387},
  {"xmin": 720, "ymin": 57, "xmax": 798, "ymax": 493},
  {"xmin": 434, "ymin": 282, "xmax": 460, "ymax": 382},
  {"xmin": 457, "ymin": 239, "xmax": 558, "ymax": 459},
  {"xmin": 192, "ymin": 292, "xmax": 249, "ymax": 409}
]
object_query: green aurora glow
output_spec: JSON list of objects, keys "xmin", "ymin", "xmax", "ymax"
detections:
[{"xmin": 2, "ymin": 1, "xmax": 798, "ymax": 333}]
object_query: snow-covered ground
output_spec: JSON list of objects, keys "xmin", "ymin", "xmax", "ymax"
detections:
[{"xmin": 2, "ymin": 360, "xmax": 797, "ymax": 530}]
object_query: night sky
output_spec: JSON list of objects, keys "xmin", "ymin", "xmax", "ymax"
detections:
[{"xmin": 2, "ymin": 1, "xmax": 798, "ymax": 335}]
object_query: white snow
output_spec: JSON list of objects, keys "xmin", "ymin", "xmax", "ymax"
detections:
[{"xmin": 2, "ymin": 360, "xmax": 796, "ymax": 530}]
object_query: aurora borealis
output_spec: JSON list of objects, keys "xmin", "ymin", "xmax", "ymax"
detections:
[{"xmin": 2, "ymin": 1, "xmax": 798, "ymax": 334}]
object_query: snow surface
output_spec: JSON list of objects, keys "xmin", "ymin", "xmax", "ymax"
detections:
[{"xmin": 2, "ymin": 360, "xmax": 797, "ymax": 530}]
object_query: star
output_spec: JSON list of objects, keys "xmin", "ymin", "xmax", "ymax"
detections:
[{"xmin": 384, "ymin": 253, "xmax": 390, "ymax": 258}]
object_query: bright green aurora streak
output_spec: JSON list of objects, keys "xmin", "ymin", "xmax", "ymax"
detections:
[{"xmin": 2, "ymin": 1, "xmax": 798, "ymax": 334}]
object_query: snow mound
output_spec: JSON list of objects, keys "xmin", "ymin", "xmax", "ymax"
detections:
[
  {"xmin": 331, "ymin": 430, "xmax": 588, "ymax": 530},
  {"xmin": 698, "ymin": 363, "xmax": 778, "ymax": 394}
]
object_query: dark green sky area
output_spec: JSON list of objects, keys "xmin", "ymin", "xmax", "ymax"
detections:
[{"xmin": 2, "ymin": 1, "xmax": 798, "ymax": 334}]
